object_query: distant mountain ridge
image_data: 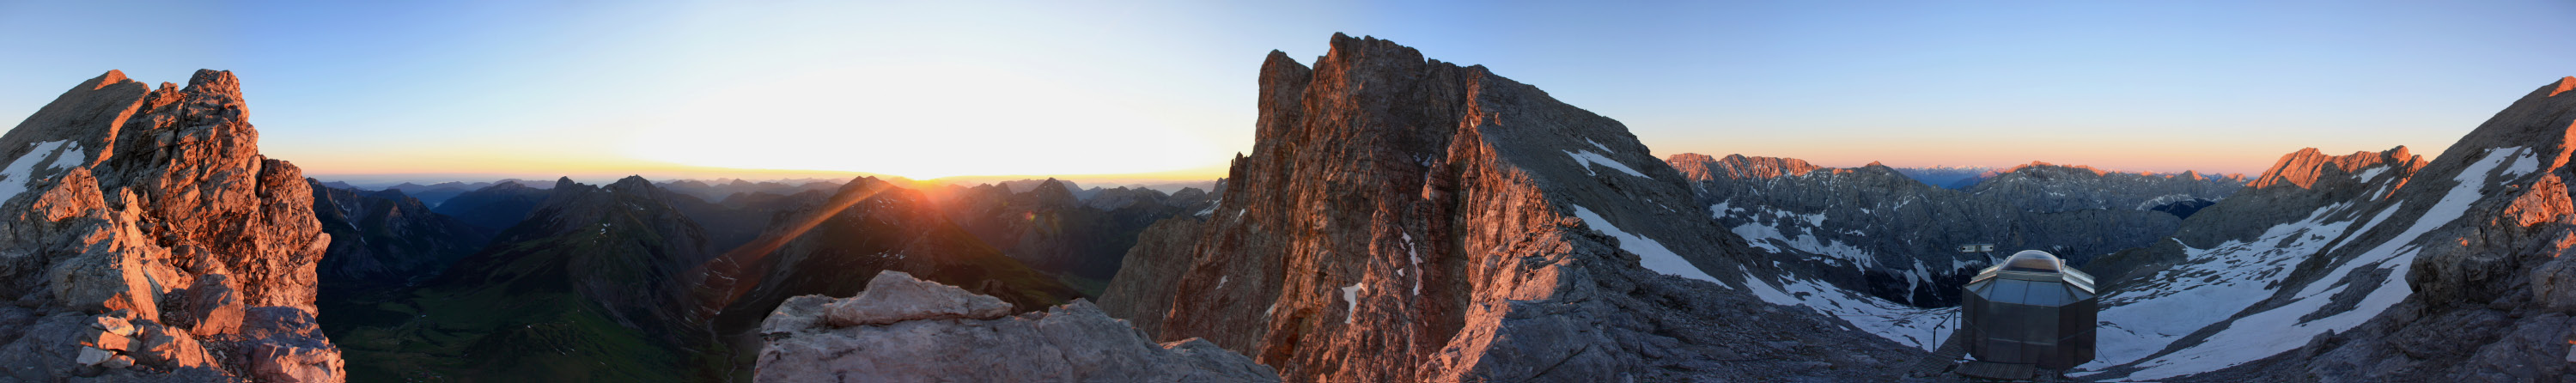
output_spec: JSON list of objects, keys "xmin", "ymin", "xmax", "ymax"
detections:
[
  {"xmin": 1891, "ymin": 165, "xmax": 1996, "ymax": 189},
  {"xmin": 1669, "ymin": 153, "xmax": 2232, "ymax": 308}
]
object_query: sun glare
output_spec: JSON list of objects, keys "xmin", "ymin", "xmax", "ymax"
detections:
[{"xmin": 624, "ymin": 64, "xmax": 1229, "ymax": 180}]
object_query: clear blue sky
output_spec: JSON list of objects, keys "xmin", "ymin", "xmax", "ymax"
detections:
[{"xmin": 3, "ymin": 0, "xmax": 2569, "ymax": 182}]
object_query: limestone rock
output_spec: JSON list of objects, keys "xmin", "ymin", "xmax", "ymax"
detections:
[
  {"xmin": 46, "ymin": 250, "xmax": 158, "ymax": 320},
  {"xmin": 100, "ymin": 354, "xmax": 133, "ymax": 369},
  {"xmin": 756, "ymin": 271, "xmax": 1278, "ymax": 382},
  {"xmin": 822, "ymin": 271, "xmax": 1014, "ymax": 327},
  {"xmin": 0, "ymin": 70, "xmax": 340, "ymax": 381},
  {"xmin": 76, "ymin": 346, "xmax": 112, "ymax": 366},
  {"xmin": 125, "ymin": 319, "xmax": 211, "ymax": 369},
  {"xmin": 87, "ymin": 314, "xmax": 132, "ymax": 337},
  {"xmin": 240, "ymin": 307, "xmax": 344, "ymax": 383},
  {"xmin": 176, "ymin": 274, "xmax": 244, "ymax": 336}
]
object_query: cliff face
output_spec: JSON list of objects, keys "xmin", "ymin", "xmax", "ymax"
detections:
[
  {"xmin": 0, "ymin": 70, "xmax": 341, "ymax": 381},
  {"xmin": 1097, "ymin": 34, "xmax": 1939, "ymax": 382},
  {"xmin": 2072, "ymin": 77, "xmax": 2576, "ymax": 381}
]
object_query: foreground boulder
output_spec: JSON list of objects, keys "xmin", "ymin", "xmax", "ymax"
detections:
[
  {"xmin": 756, "ymin": 271, "xmax": 1277, "ymax": 382},
  {"xmin": 0, "ymin": 70, "xmax": 340, "ymax": 381}
]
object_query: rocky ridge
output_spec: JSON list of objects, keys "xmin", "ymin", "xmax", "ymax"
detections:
[
  {"xmin": 755, "ymin": 271, "xmax": 1276, "ymax": 382},
  {"xmin": 0, "ymin": 70, "xmax": 342, "ymax": 381}
]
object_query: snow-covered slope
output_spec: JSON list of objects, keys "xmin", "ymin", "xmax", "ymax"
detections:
[{"xmin": 2076, "ymin": 76, "xmax": 2576, "ymax": 381}]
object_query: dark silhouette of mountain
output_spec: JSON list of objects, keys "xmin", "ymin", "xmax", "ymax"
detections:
[
  {"xmin": 1891, "ymin": 166, "xmax": 1996, "ymax": 190},
  {"xmin": 331, "ymin": 177, "xmax": 722, "ymax": 381},
  {"xmin": 308, "ymin": 179, "xmax": 495, "ymax": 290},
  {"xmin": 433, "ymin": 181, "xmax": 550, "ymax": 231},
  {"xmin": 935, "ymin": 179, "xmax": 1205, "ymax": 295},
  {"xmin": 656, "ymin": 179, "xmax": 844, "ymax": 203}
]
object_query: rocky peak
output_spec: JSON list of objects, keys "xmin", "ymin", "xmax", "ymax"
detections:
[
  {"xmin": 2247, "ymin": 146, "xmax": 2423, "ymax": 190},
  {"xmin": 1100, "ymin": 34, "xmax": 1936, "ymax": 382},
  {"xmin": 1028, "ymin": 178, "xmax": 1080, "ymax": 206},
  {"xmin": 0, "ymin": 70, "xmax": 338, "ymax": 381},
  {"xmin": 606, "ymin": 174, "xmax": 655, "ymax": 192}
]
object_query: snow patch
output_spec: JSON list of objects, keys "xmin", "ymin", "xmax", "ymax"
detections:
[
  {"xmin": 0, "ymin": 141, "xmax": 75, "ymax": 204},
  {"xmin": 1736, "ymin": 265, "xmax": 1958, "ymax": 350},
  {"xmin": 1565, "ymin": 149, "xmax": 1648, "ymax": 178},
  {"xmin": 1569, "ymin": 204, "xmax": 1719, "ymax": 283}
]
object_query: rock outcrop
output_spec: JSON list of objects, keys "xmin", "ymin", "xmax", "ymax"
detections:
[
  {"xmin": 686, "ymin": 176, "xmax": 1082, "ymax": 380},
  {"xmin": 0, "ymin": 70, "xmax": 341, "ymax": 381},
  {"xmin": 2073, "ymin": 76, "xmax": 2576, "ymax": 381},
  {"xmin": 1097, "ymin": 34, "xmax": 1940, "ymax": 382},
  {"xmin": 1671, "ymin": 153, "xmax": 2231, "ymax": 307},
  {"xmin": 757, "ymin": 271, "xmax": 1277, "ymax": 382}
]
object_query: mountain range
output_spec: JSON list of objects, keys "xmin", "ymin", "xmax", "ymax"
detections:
[{"xmin": 5, "ymin": 35, "xmax": 2570, "ymax": 383}]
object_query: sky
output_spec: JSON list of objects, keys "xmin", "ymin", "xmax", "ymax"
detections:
[{"xmin": 2, "ymin": 0, "xmax": 2571, "ymax": 184}]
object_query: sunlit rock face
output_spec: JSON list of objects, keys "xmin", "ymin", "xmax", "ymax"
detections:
[
  {"xmin": 1097, "ymin": 33, "xmax": 1943, "ymax": 382},
  {"xmin": 2072, "ymin": 76, "xmax": 2576, "ymax": 381},
  {"xmin": 0, "ymin": 70, "xmax": 341, "ymax": 381}
]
